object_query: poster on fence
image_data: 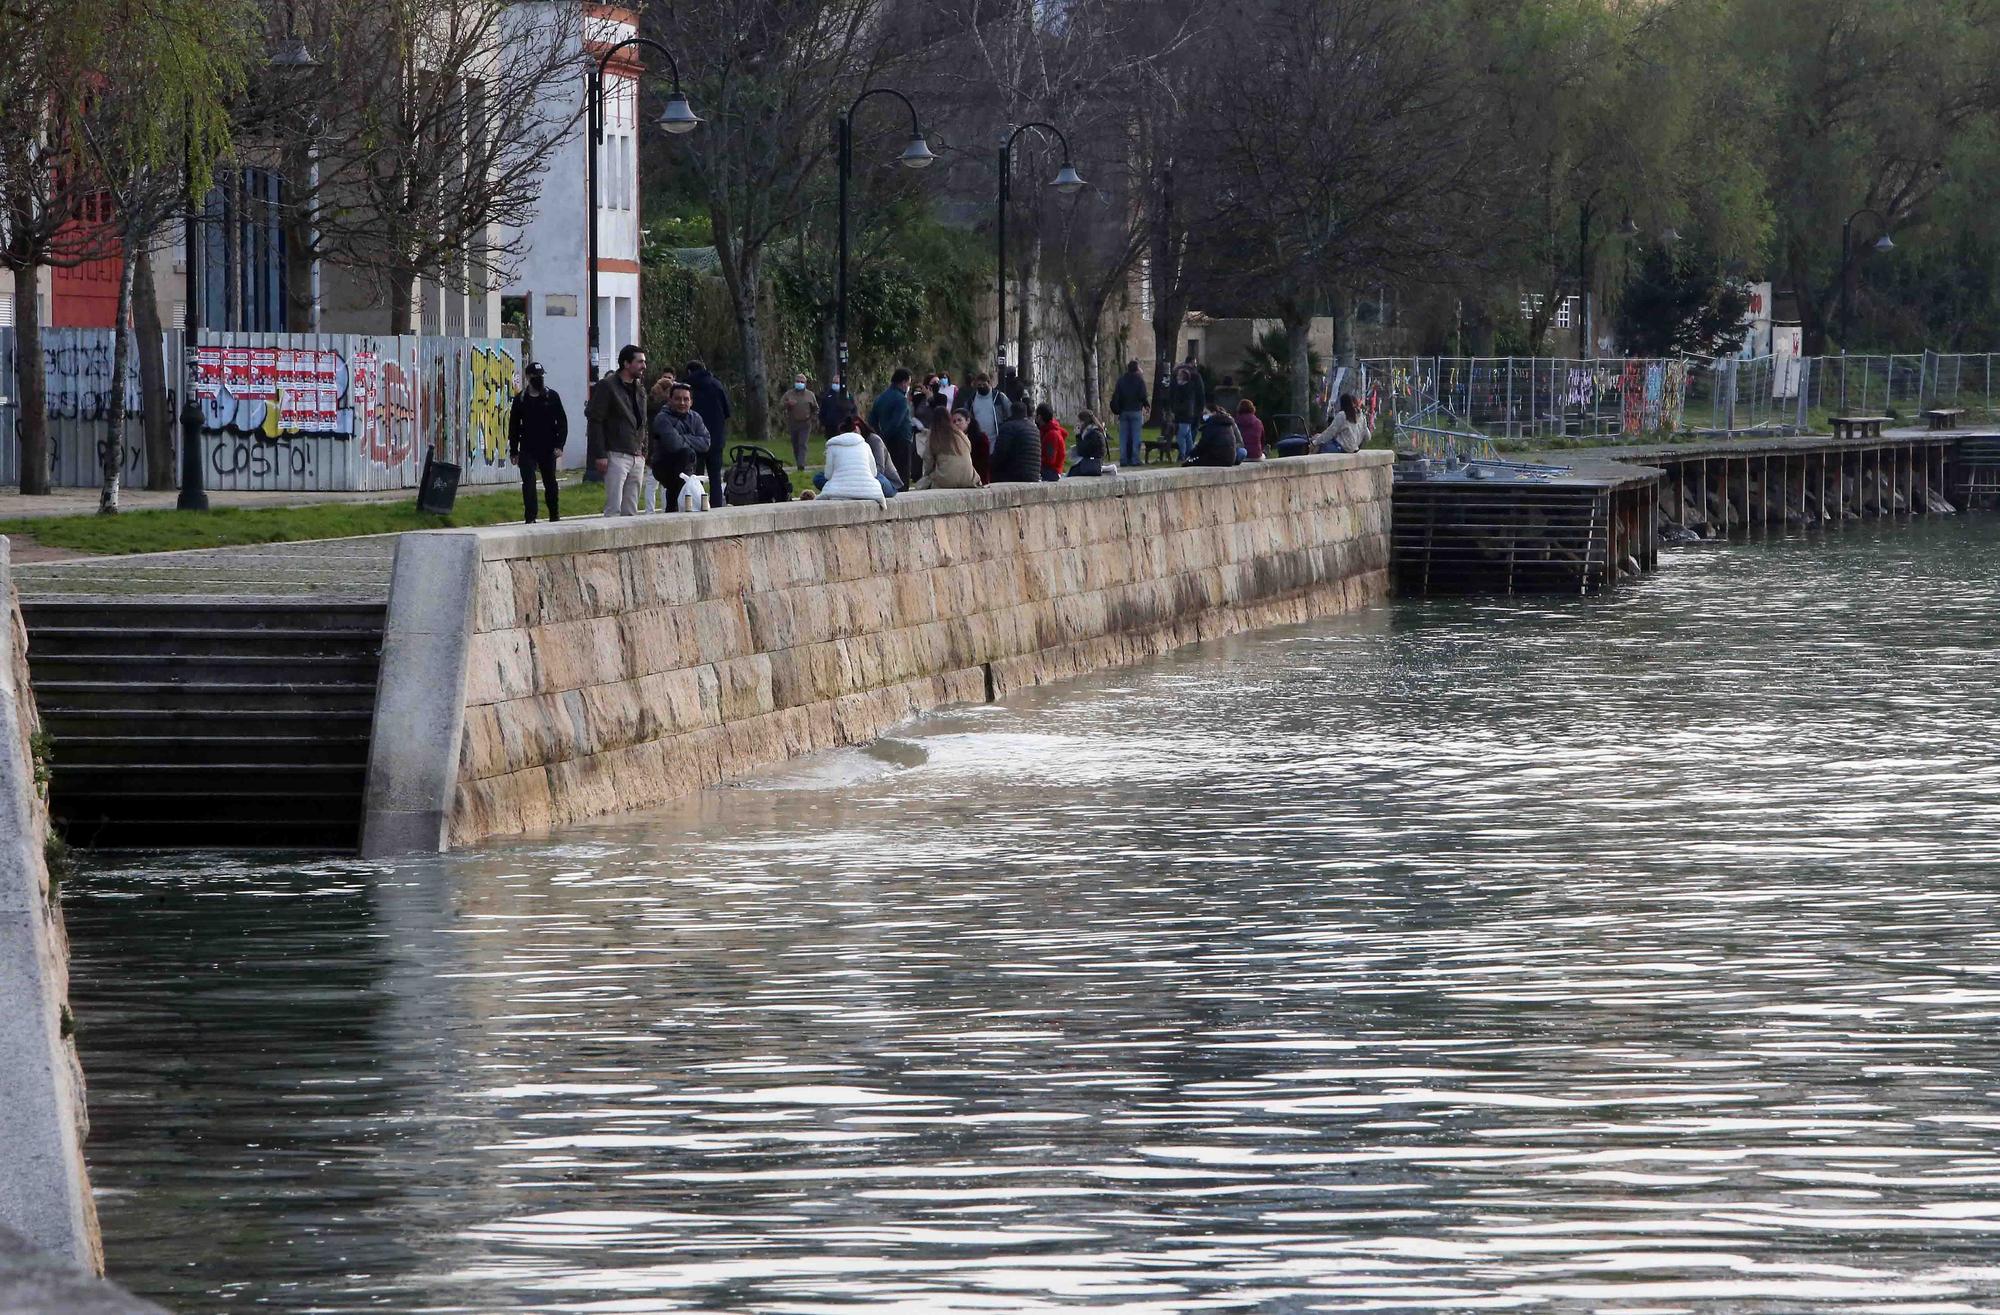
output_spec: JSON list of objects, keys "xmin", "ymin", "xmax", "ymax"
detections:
[{"xmin": 1772, "ymin": 325, "xmax": 1804, "ymax": 399}]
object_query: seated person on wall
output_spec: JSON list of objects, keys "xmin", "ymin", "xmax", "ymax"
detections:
[
  {"xmin": 1312, "ymin": 392, "xmax": 1370, "ymax": 454},
  {"xmin": 1068, "ymin": 410, "xmax": 1108, "ymax": 477},
  {"xmin": 990, "ymin": 393, "xmax": 1045, "ymax": 484},
  {"xmin": 647, "ymin": 382, "xmax": 712, "ymax": 511},
  {"xmin": 913, "ymin": 407, "xmax": 982, "ymax": 490},
  {"xmin": 1235, "ymin": 399, "xmax": 1266, "ymax": 461},
  {"xmin": 1035, "ymin": 402, "xmax": 1069, "ymax": 482},
  {"xmin": 816, "ymin": 419, "xmax": 889, "ymax": 504},
  {"xmin": 1186, "ymin": 400, "xmax": 1244, "ymax": 468}
]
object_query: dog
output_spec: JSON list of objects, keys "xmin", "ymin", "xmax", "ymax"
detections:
[{"xmin": 677, "ymin": 471, "xmax": 710, "ymax": 513}]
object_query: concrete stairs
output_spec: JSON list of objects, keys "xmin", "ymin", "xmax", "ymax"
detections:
[{"xmin": 21, "ymin": 600, "xmax": 384, "ymax": 850}]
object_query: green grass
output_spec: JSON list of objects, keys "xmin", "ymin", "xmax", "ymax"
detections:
[
  {"xmin": 0, "ymin": 435, "xmax": 837, "ymax": 557},
  {"xmin": 0, "ymin": 479, "xmax": 611, "ymax": 556}
]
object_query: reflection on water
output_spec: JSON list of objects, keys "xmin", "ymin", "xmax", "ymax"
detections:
[{"xmin": 67, "ymin": 517, "xmax": 2000, "ymax": 1312}]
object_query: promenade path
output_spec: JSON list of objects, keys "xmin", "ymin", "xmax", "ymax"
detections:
[{"xmin": 10, "ymin": 536, "xmax": 398, "ymax": 603}]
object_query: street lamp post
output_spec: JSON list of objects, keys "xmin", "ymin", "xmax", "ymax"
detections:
[
  {"xmin": 995, "ymin": 122, "xmax": 1084, "ymax": 382},
  {"xmin": 836, "ymin": 88, "xmax": 934, "ymax": 397},
  {"xmin": 1839, "ymin": 207, "xmax": 1894, "ymax": 349},
  {"xmin": 586, "ymin": 36, "xmax": 698, "ymax": 383},
  {"xmin": 178, "ymin": 138, "xmax": 208, "ymax": 511}
]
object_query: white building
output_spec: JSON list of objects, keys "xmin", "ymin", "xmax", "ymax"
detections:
[{"xmin": 497, "ymin": 2, "xmax": 643, "ymax": 466}]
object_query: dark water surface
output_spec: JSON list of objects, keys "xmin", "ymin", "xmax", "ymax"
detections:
[{"xmin": 67, "ymin": 517, "xmax": 2000, "ymax": 1312}]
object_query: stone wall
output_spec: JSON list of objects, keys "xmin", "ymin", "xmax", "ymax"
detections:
[
  {"xmin": 363, "ymin": 454, "xmax": 1390, "ymax": 854},
  {"xmin": 0, "ymin": 537, "xmax": 100, "ymax": 1270}
]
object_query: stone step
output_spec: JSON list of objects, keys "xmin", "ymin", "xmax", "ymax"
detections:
[
  {"xmin": 46, "ymin": 734, "xmax": 373, "ymax": 767},
  {"xmin": 51, "ymin": 763, "xmax": 368, "ymax": 797},
  {"xmin": 25, "ymin": 626, "xmax": 384, "ymax": 660},
  {"xmin": 31, "ymin": 680, "xmax": 378, "ymax": 715},
  {"xmin": 19, "ymin": 600, "xmax": 386, "ymax": 632},
  {"xmin": 27, "ymin": 653, "xmax": 380, "ymax": 686},
  {"xmin": 48, "ymin": 812, "xmax": 365, "ymax": 851},
  {"xmin": 37, "ymin": 707, "xmax": 375, "ymax": 739}
]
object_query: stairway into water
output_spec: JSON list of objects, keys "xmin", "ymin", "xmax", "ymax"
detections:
[{"xmin": 21, "ymin": 600, "xmax": 385, "ymax": 851}]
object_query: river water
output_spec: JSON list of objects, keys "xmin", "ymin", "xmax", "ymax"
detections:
[{"xmin": 66, "ymin": 517, "xmax": 2000, "ymax": 1313}]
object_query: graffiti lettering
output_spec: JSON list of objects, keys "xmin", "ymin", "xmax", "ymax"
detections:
[
  {"xmin": 468, "ymin": 345, "xmax": 516, "ymax": 466},
  {"xmin": 209, "ymin": 437, "xmax": 314, "ymax": 480}
]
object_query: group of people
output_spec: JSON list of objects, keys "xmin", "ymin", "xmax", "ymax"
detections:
[
  {"xmin": 503, "ymin": 344, "xmax": 736, "ymax": 522},
  {"xmin": 506, "ymin": 344, "xmax": 1378, "ymax": 523},
  {"xmin": 812, "ymin": 367, "xmax": 1111, "ymax": 505}
]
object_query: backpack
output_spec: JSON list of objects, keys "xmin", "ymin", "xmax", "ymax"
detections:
[{"xmin": 722, "ymin": 444, "xmax": 792, "ymax": 506}]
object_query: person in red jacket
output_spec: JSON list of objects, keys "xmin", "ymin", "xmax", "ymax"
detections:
[{"xmin": 1035, "ymin": 401, "xmax": 1067, "ymax": 482}]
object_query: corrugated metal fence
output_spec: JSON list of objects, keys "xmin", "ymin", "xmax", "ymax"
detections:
[{"xmin": 2, "ymin": 327, "xmax": 521, "ymax": 492}]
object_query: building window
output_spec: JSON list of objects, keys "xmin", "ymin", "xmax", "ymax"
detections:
[
  {"xmin": 0, "ymin": 292, "xmax": 12, "ymax": 327},
  {"xmin": 1554, "ymin": 296, "xmax": 1574, "ymax": 329}
]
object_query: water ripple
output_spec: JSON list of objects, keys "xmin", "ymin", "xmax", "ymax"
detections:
[{"xmin": 65, "ymin": 517, "xmax": 2000, "ymax": 1312}]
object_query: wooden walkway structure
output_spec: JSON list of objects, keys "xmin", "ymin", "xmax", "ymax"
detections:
[
  {"xmin": 1392, "ymin": 459, "xmax": 1658, "ymax": 595},
  {"xmin": 1391, "ymin": 429, "xmax": 1993, "ymax": 597}
]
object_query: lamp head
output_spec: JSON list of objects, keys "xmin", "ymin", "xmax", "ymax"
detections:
[
  {"xmin": 900, "ymin": 134, "xmax": 937, "ymax": 169},
  {"xmin": 1660, "ymin": 226, "xmax": 1682, "ymax": 244},
  {"xmin": 1873, "ymin": 232, "xmax": 1895, "ymax": 252},
  {"xmin": 1616, "ymin": 216, "xmax": 1639, "ymax": 238},
  {"xmin": 658, "ymin": 94, "xmax": 701, "ymax": 135},
  {"xmin": 1052, "ymin": 162, "xmax": 1085, "ymax": 194}
]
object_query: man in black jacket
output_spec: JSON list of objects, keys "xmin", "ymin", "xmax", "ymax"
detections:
[
  {"xmin": 685, "ymin": 360, "xmax": 731, "ymax": 505},
  {"xmin": 990, "ymin": 391, "xmax": 1045, "ymax": 483},
  {"xmin": 1170, "ymin": 364, "xmax": 1206, "ymax": 462},
  {"xmin": 507, "ymin": 361, "xmax": 568, "ymax": 523},
  {"xmin": 648, "ymin": 381, "xmax": 712, "ymax": 510},
  {"xmin": 1110, "ymin": 360, "xmax": 1149, "ymax": 468}
]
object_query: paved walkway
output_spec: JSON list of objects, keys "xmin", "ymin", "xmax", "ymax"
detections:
[
  {"xmin": 12, "ymin": 535, "xmax": 401, "ymax": 603},
  {"xmin": 0, "ymin": 486, "xmax": 415, "ymax": 522}
]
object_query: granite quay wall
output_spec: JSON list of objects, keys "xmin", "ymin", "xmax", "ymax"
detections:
[
  {"xmin": 362, "ymin": 454, "xmax": 1391, "ymax": 855},
  {"xmin": 0, "ymin": 538, "xmax": 101, "ymax": 1271}
]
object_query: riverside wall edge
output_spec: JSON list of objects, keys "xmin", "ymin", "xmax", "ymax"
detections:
[
  {"xmin": 364, "ymin": 454, "xmax": 1391, "ymax": 853},
  {"xmin": 0, "ymin": 537, "xmax": 100, "ymax": 1271}
]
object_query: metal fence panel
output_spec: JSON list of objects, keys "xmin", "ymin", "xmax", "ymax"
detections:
[
  {"xmin": 1, "ymin": 326, "xmax": 177, "ymax": 490},
  {"xmin": 194, "ymin": 330, "xmax": 520, "ymax": 492},
  {"xmin": 3, "ymin": 326, "xmax": 520, "ymax": 492}
]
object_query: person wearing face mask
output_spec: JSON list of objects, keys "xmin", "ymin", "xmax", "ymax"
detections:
[
  {"xmin": 967, "ymin": 370, "xmax": 1011, "ymax": 440},
  {"xmin": 780, "ymin": 373, "xmax": 819, "ymax": 471}
]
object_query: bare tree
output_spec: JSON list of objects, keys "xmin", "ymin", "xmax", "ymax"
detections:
[
  {"xmin": 650, "ymin": 0, "xmax": 903, "ymax": 445},
  {"xmin": 288, "ymin": 0, "xmax": 583, "ymax": 332},
  {"xmin": 1205, "ymin": 0, "xmax": 1494, "ymax": 421}
]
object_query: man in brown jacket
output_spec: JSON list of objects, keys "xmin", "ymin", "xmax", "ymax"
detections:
[
  {"xmin": 587, "ymin": 345, "xmax": 649, "ymax": 516},
  {"xmin": 779, "ymin": 372, "xmax": 818, "ymax": 470}
]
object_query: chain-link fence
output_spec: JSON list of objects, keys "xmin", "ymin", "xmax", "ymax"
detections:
[{"xmin": 1358, "ymin": 350, "xmax": 2000, "ymax": 443}]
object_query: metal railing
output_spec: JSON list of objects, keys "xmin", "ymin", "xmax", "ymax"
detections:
[{"xmin": 1355, "ymin": 349, "xmax": 2000, "ymax": 442}]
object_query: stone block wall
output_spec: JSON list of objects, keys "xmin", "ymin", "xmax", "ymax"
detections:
[
  {"xmin": 0, "ymin": 538, "xmax": 99, "ymax": 1270},
  {"xmin": 364, "ymin": 455, "xmax": 1390, "ymax": 852}
]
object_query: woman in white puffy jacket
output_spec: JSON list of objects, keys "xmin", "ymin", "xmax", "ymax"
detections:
[{"xmin": 818, "ymin": 426, "xmax": 887, "ymax": 503}]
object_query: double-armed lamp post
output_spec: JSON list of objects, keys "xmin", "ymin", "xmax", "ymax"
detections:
[
  {"xmin": 835, "ymin": 88, "xmax": 935, "ymax": 395},
  {"xmin": 995, "ymin": 122, "xmax": 1084, "ymax": 378},
  {"xmin": 585, "ymin": 36, "xmax": 699, "ymax": 381}
]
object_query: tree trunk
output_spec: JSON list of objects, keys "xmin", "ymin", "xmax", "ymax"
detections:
[
  {"xmin": 16, "ymin": 271, "xmax": 49, "ymax": 495},
  {"xmin": 733, "ymin": 245, "xmax": 770, "ymax": 444},
  {"xmin": 1013, "ymin": 243, "xmax": 1035, "ymax": 397},
  {"xmin": 1284, "ymin": 306, "xmax": 1312, "ymax": 429},
  {"xmin": 133, "ymin": 249, "xmax": 174, "ymax": 490},
  {"xmin": 101, "ymin": 257, "xmax": 136, "ymax": 513}
]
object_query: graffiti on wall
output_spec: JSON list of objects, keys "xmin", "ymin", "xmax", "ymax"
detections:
[
  {"xmin": 468, "ymin": 345, "xmax": 516, "ymax": 465},
  {"xmin": 192, "ymin": 333, "xmax": 521, "ymax": 489}
]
